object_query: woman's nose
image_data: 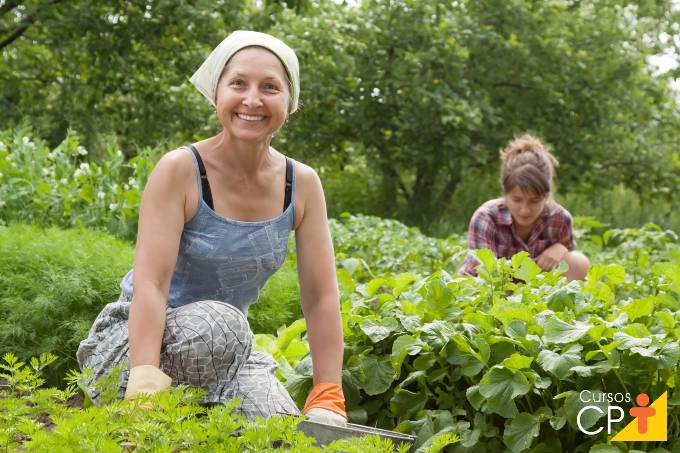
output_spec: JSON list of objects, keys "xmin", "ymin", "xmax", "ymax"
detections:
[{"xmin": 242, "ymin": 89, "xmax": 263, "ymax": 107}]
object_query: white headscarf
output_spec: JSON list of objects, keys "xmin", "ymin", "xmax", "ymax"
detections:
[{"xmin": 190, "ymin": 30, "xmax": 300, "ymax": 114}]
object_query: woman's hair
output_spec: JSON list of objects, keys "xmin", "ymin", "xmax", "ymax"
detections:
[{"xmin": 499, "ymin": 134, "xmax": 559, "ymax": 198}]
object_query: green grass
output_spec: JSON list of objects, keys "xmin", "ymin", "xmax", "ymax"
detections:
[{"xmin": 0, "ymin": 223, "xmax": 133, "ymax": 386}]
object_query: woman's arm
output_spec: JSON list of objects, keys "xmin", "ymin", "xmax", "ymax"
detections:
[
  {"xmin": 294, "ymin": 166, "xmax": 343, "ymax": 385},
  {"xmin": 128, "ymin": 150, "xmax": 189, "ymax": 369}
]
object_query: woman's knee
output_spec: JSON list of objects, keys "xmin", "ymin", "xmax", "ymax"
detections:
[
  {"xmin": 163, "ymin": 300, "xmax": 253, "ymax": 371},
  {"xmin": 564, "ymin": 251, "xmax": 589, "ymax": 281}
]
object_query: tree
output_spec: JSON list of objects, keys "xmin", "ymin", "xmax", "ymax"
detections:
[
  {"xmin": 1, "ymin": 0, "xmax": 246, "ymax": 155},
  {"xmin": 273, "ymin": 0, "xmax": 680, "ymax": 224}
]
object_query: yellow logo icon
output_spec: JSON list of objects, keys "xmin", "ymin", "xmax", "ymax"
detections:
[{"xmin": 611, "ymin": 392, "xmax": 667, "ymax": 441}]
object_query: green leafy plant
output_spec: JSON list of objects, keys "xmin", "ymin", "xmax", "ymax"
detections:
[
  {"xmin": 0, "ymin": 352, "xmax": 57, "ymax": 397},
  {"xmin": 0, "ymin": 127, "xmax": 158, "ymax": 241},
  {"xmin": 0, "ymin": 223, "xmax": 133, "ymax": 386},
  {"xmin": 0, "ymin": 355, "xmax": 411, "ymax": 452},
  {"xmin": 279, "ymin": 232, "xmax": 680, "ymax": 452}
]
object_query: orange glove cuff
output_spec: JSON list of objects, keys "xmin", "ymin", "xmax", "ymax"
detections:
[{"xmin": 303, "ymin": 382, "xmax": 346, "ymax": 418}]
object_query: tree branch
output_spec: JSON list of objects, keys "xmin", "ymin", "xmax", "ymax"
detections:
[
  {"xmin": 0, "ymin": 0, "xmax": 63, "ymax": 51},
  {"xmin": 493, "ymin": 81, "xmax": 541, "ymax": 91},
  {"xmin": 0, "ymin": 14, "xmax": 32, "ymax": 50},
  {"xmin": 0, "ymin": 0, "xmax": 21, "ymax": 17}
]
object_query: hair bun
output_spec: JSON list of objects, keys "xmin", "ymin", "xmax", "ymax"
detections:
[{"xmin": 499, "ymin": 134, "xmax": 559, "ymax": 198}]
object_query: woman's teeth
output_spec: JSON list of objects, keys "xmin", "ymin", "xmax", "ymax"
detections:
[{"xmin": 236, "ymin": 113, "xmax": 265, "ymax": 121}]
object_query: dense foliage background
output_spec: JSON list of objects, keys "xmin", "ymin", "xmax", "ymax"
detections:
[
  {"xmin": 2, "ymin": 0, "xmax": 679, "ymax": 234},
  {"xmin": 2, "ymin": 1, "xmax": 680, "ymax": 451}
]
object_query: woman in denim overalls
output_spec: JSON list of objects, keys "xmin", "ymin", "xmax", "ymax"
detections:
[{"xmin": 77, "ymin": 31, "xmax": 346, "ymax": 426}]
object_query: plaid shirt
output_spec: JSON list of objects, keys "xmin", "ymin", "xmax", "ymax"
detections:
[{"xmin": 460, "ymin": 198, "xmax": 576, "ymax": 275}]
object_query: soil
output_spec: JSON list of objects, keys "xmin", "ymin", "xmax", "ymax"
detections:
[{"xmin": 66, "ymin": 392, "xmax": 84, "ymax": 408}]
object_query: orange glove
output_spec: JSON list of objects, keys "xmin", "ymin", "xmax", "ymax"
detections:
[{"xmin": 303, "ymin": 382, "xmax": 346, "ymax": 418}]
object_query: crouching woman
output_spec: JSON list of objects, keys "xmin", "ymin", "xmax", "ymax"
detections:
[
  {"xmin": 460, "ymin": 134, "xmax": 589, "ymax": 281},
  {"xmin": 77, "ymin": 30, "xmax": 345, "ymax": 426}
]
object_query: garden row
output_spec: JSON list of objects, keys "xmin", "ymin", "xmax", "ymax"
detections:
[{"xmin": 2, "ymin": 214, "xmax": 679, "ymax": 451}]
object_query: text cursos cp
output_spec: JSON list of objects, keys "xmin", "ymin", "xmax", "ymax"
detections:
[{"xmin": 577, "ymin": 390, "xmax": 632, "ymax": 435}]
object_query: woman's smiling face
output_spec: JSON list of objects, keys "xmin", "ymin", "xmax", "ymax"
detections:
[{"xmin": 215, "ymin": 46, "xmax": 290, "ymax": 142}]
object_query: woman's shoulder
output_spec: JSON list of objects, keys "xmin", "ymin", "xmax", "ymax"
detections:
[
  {"xmin": 277, "ymin": 154, "xmax": 320, "ymax": 191},
  {"xmin": 546, "ymin": 201, "xmax": 573, "ymax": 219},
  {"xmin": 468, "ymin": 198, "xmax": 507, "ymax": 230},
  {"xmin": 473, "ymin": 198, "xmax": 505, "ymax": 219},
  {"xmin": 141, "ymin": 148, "xmax": 196, "ymax": 201},
  {"xmin": 152, "ymin": 147, "xmax": 195, "ymax": 179}
]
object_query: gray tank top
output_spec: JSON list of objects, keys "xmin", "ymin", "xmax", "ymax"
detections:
[{"xmin": 120, "ymin": 147, "xmax": 296, "ymax": 315}]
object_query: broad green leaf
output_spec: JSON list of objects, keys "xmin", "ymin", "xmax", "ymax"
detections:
[
  {"xmin": 284, "ymin": 338, "xmax": 309, "ymax": 364},
  {"xmin": 601, "ymin": 341, "xmax": 621, "ymax": 356},
  {"xmin": 585, "ymin": 282, "xmax": 615, "ymax": 304},
  {"xmin": 347, "ymin": 406, "xmax": 368, "ymax": 425},
  {"xmin": 340, "ymin": 258, "xmax": 361, "ymax": 275},
  {"xmin": 588, "ymin": 264, "xmax": 625, "ymax": 285},
  {"xmin": 35, "ymin": 182, "xmax": 52, "ymax": 195},
  {"xmin": 536, "ymin": 344, "xmax": 583, "ymax": 379},
  {"xmin": 511, "ymin": 252, "xmax": 542, "ymax": 282},
  {"xmin": 390, "ymin": 388, "xmax": 427, "ymax": 418},
  {"xmin": 419, "ymin": 321, "xmax": 456, "ymax": 349},
  {"xmin": 613, "ymin": 332, "xmax": 651, "ymax": 349},
  {"xmin": 505, "ymin": 320, "xmax": 528, "ymax": 339},
  {"xmin": 336, "ymin": 268, "xmax": 356, "ymax": 294},
  {"xmin": 476, "ymin": 248, "xmax": 497, "ymax": 272},
  {"xmin": 253, "ymin": 334, "xmax": 277, "ymax": 356},
  {"xmin": 422, "ymin": 279, "xmax": 462, "ymax": 321},
  {"xmin": 445, "ymin": 335, "xmax": 488, "ymax": 377},
  {"xmin": 623, "ymin": 323, "xmax": 650, "ymax": 337},
  {"xmin": 587, "ymin": 323, "xmax": 607, "ymax": 342},
  {"xmin": 622, "ymin": 297, "xmax": 654, "ymax": 321},
  {"xmin": 466, "ymin": 385, "xmax": 484, "ymax": 411},
  {"xmin": 503, "ymin": 412, "xmax": 540, "ymax": 452},
  {"xmin": 413, "ymin": 353, "xmax": 436, "ymax": 371},
  {"xmin": 543, "ymin": 317, "xmax": 592, "ymax": 344},
  {"xmin": 398, "ymin": 370, "xmax": 427, "ymax": 389},
  {"xmin": 360, "ymin": 316, "xmax": 400, "ymax": 343},
  {"xmin": 563, "ymin": 390, "xmax": 608, "ymax": 431},
  {"xmin": 464, "ymin": 313, "xmax": 496, "ymax": 333},
  {"xmin": 502, "ymin": 353, "xmax": 534, "ymax": 371},
  {"xmin": 550, "ymin": 414, "xmax": 567, "ymax": 430},
  {"xmin": 546, "ymin": 285, "xmax": 579, "ymax": 313},
  {"xmin": 276, "ymin": 319, "xmax": 307, "ymax": 352},
  {"xmin": 357, "ymin": 355, "xmax": 395, "ymax": 396},
  {"xmin": 534, "ymin": 374, "xmax": 552, "ymax": 390},
  {"xmin": 389, "ymin": 272, "xmax": 419, "ymax": 297},
  {"xmin": 479, "ymin": 367, "xmax": 531, "ymax": 418},
  {"xmin": 391, "ymin": 334, "xmax": 425, "ymax": 376},
  {"xmin": 366, "ymin": 277, "xmax": 387, "ymax": 297},
  {"xmin": 491, "ymin": 302, "xmax": 534, "ymax": 327},
  {"xmin": 658, "ymin": 342, "xmax": 680, "ymax": 368},
  {"xmin": 570, "ymin": 362, "xmax": 613, "ymax": 377},
  {"xmin": 655, "ymin": 311, "xmax": 675, "ymax": 330}
]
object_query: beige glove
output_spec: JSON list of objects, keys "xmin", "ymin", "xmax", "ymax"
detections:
[
  {"xmin": 124, "ymin": 365, "xmax": 172, "ymax": 400},
  {"xmin": 306, "ymin": 407, "xmax": 347, "ymax": 427}
]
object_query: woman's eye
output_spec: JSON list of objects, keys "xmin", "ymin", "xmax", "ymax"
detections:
[
  {"xmin": 264, "ymin": 83, "xmax": 279, "ymax": 92},
  {"xmin": 231, "ymin": 80, "xmax": 245, "ymax": 87}
]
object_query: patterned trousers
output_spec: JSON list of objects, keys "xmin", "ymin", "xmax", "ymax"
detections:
[{"xmin": 76, "ymin": 297, "xmax": 300, "ymax": 419}]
